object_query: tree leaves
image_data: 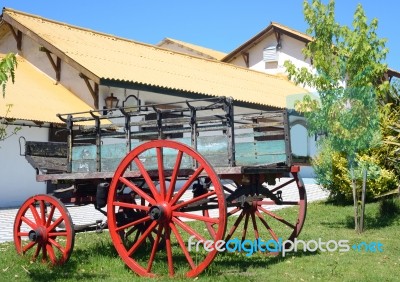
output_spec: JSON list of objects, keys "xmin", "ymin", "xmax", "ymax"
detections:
[
  {"xmin": 1, "ymin": 53, "xmax": 19, "ymax": 142},
  {"xmin": 0, "ymin": 53, "xmax": 18, "ymax": 98},
  {"xmin": 286, "ymin": 0, "xmax": 386, "ymax": 155},
  {"xmin": 286, "ymin": 1, "xmax": 396, "ymax": 211}
]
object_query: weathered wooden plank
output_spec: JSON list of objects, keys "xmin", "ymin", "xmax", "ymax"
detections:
[
  {"xmin": 235, "ymin": 140, "xmax": 286, "ymax": 166},
  {"xmin": 25, "ymin": 141, "xmax": 67, "ymax": 157},
  {"xmin": 26, "ymin": 155, "xmax": 67, "ymax": 172},
  {"xmin": 70, "ymin": 136, "xmax": 286, "ymax": 172}
]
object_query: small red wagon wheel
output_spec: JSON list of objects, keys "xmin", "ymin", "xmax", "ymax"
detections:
[
  {"xmin": 13, "ymin": 194, "xmax": 75, "ymax": 264},
  {"xmin": 107, "ymin": 140, "xmax": 227, "ymax": 278},
  {"xmin": 211, "ymin": 167, "xmax": 306, "ymax": 255}
]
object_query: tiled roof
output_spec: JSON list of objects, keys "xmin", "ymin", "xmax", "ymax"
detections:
[
  {"xmin": 157, "ymin": 37, "xmax": 227, "ymax": 60},
  {"xmin": 1, "ymin": 8, "xmax": 307, "ymax": 109},
  {"xmin": 0, "ymin": 54, "xmax": 93, "ymax": 123}
]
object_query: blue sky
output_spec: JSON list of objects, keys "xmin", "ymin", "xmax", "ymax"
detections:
[{"xmin": 2, "ymin": 0, "xmax": 399, "ymax": 71}]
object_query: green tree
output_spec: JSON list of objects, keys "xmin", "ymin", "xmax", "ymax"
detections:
[
  {"xmin": 1, "ymin": 53, "xmax": 19, "ymax": 142},
  {"xmin": 284, "ymin": 0, "xmax": 390, "ymax": 232}
]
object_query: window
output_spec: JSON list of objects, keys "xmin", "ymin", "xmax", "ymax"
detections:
[{"xmin": 263, "ymin": 46, "xmax": 278, "ymax": 62}]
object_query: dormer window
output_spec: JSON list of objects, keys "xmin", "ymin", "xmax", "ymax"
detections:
[{"xmin": 263, "ymin": 46, "xmax": 278, "ymax": 62}]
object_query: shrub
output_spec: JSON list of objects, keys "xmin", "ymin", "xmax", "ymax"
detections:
[{"xmin": 313, "ymin": 139, "xmax": 398, "ymax": 203}]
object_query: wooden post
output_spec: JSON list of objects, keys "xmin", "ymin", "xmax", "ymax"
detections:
[
  {"xmin": 360, "ymin": 168, "xmax": 367, "ymax": 232},
  {"xmin": 350, "ymin": 158, "xmax": 359, "ymax": 233}
]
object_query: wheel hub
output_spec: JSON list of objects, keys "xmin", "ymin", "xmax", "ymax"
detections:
[
  {"xmin": 28, "ymin": 227, "xmax": 46, "ymax": 243},
  {"xmin": 148, "ymin": 203, "xmax": 171, "ymax": 222}
]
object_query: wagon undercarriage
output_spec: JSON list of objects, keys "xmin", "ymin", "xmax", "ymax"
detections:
[{"xmin": 15, "ymin": 97, "xmax": 307, "ymax": 277}]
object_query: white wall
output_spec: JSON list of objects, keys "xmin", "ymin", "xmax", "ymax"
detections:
[
  {"xmin": 228, "ymin": 33, "xmax": 315, "ymax": 93},
  {"xmin": 0, "ymin": 125, "xmax": 48, "ymax": 207}
]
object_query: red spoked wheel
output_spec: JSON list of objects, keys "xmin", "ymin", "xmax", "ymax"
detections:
[
  {"xmin": 13, "ymin": 194, "xmax": 75, "ymax": 264},
  {"xmin": 107, "ymin": 140, "xmax": 227, "ymax": 278},
  {"xmin": 216, "ymin": 167, "xmax": 307, "ymax": 255}
]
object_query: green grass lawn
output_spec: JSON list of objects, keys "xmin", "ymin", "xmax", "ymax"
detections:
[{"xmin": 1, "ymin": 199, "xmax": 399, "ymax": 281}]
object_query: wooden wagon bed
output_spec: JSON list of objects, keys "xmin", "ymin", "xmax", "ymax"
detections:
[{"xmin": 23, "ymin": 97, "xmax": 294, "ymax": 182}]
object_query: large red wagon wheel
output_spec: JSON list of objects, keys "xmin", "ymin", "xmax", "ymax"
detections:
[
  {"xmin": 107, "ymin": 140, "xmax": 227, "ymax": 278},
  {"xmin": 13, "ymin": 194, "xmax": 75, "ymax": 264},
  {"xmin": 209, "ymin": 167, "xmax": 306, "ymax": 255}
]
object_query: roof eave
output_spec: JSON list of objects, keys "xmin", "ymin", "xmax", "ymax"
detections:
[
  {"xmin": 2, "ymin": 10, "xmax": 100, "ymax": 84},
  {"xmin": 99, "ymin": 78, "xmax": 283, "ymax": 110},
  {"xmin": 222, "ymin": 23, "xmax": 312, "ymax": 63},
  {"xmin": 388, "ymin": 68, "xmax": 400, "ymax": 79}
]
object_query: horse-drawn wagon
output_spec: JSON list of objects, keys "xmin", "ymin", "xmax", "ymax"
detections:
[{"xmin": 15, "ymin": 96, "xmax": 306, "ymax": 277}]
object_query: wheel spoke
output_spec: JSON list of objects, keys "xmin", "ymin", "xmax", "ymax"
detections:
[
  {"xmin": 127, "ymin": 221, "xmax": 157, "ymax": 256},
  {"xmin": 48, "ymin": 231, "xmax": 68, "ymax": 237},
  {"xmin": 269, "ymin": 179, "xmax": 296, "ymax": 193},
  {"xmin": 22, "ymin": 241, "xmax": 36, "ymax": 253},
  {"xmin": 41, "ymin": 243, "xmax": 48, "ymax": 262},
  {"xmin": 156, "ymin": 147, "xmax": 167, "ymax": 200},
  {"xmin": 165, "ymin": 225, "xmax": 174, "ymax": 277},
  {"xmin": 45, "ymin": 205, "xmax": 56, "ymax": 227},
  {"xmin": 134, "ymin": 157, "xmax": 161, "ymax": 202},
  {"xmin": 170, "ymin": 222, "xmax": 195, "ymax": 270},
  {"xmin": 172, "ymin": 217, "xmax": 206, "ymax": 242},
  {"xmin": 170, "ymin": 166, "xmax": 204, "ymax": 205},
  {"xmin": 119, "ymin": 177, "xmax": 156, "ymax": 205},
  {"xmin": 21, "ymin": 216, "xmax": 37, "ymax": 229},
  {"xmin": 124, "ymin": 225, "xmax": 139, "ymax": 240},
  {"xmin": 39, "ymin": 200, "xmax": 46, "ymax": 225},
  {"xmin": 47, "ymin": 216, "xmax": 64, "ymax": 232},
  {"xmin": 250, "ymin": 212, "xmax": 259, "ymax": 240},
  {"xmin": 227, "ymin": 207, "xmax": 241, "ymax": 217},
  {"xmin": 132, "ymin": 227, "xmax": 141, "ymax": 244},
  {"xmin": 112, "ymin": 201, "xmax": 150, "ymax": 211},
  {"xmin": 29, "ymin": 204, "xmax": 41, "ymax": 224},
  {"xmin": 255, "ymin": 210, "xmax": 278, "ymax": 241},
  {"xmin": 203, "ymin": 209, "xmax": 216, "ymax": 238},
  {"xmin": 115, "ymin": 215, "xmax": 151, "ymax": 232},
  {"xmin": 48, "ymin": 237, "xmax": 65, "ymax": 253},
  {"xmin": 241, "ymin": 211, "xmax": 250, "ymax": 242},
  {"xmin": 166, "ymin": 150, "xmax": 183, "ymax": 201},
  {"xmin": 33, "ymin": 243, "xmax": 41, "ymax": 258},
  {"xmin": 173, "ymin": 212, "xmax": 219, "ymax": 223},
  {"xmin": 146, "ymin": 224, "xmax": 163, "ymax": 273},
  {"xmin": 46, "ymin": 243, "xmax": 57, "ymax": 263},
  {"xmin": 172, "ymin": 191, "xmax": 216, "ymax": 211},
  {"xmin": 258, "ymin": 206, "xmax": 296, "ymax": 229},
  {"xmin": 17, "ymin": 232, "xmax": 29, "ymax": 237},
  {"xmin": 225, "ymin": 210, "xmax": 245, "ymax": 242}
]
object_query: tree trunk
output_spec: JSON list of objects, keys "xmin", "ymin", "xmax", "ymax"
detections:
[
  {"xmin": 360, "ymin": 168, "xmax": 367, "ymax": 232},
  {"xmin": 349, "ymin": 158, "xmax": 359, "ymax": 233}
]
